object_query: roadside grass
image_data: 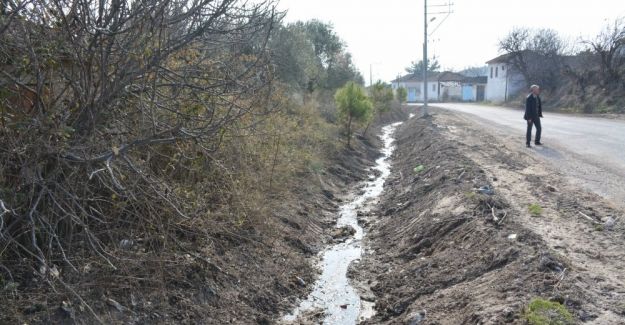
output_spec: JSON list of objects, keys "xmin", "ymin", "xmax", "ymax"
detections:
[
  {"xmin": 529, "ymin": 203, "xmax": 543, "ymax": 217},
  {"xmin": 465, "ymin": 191, "xmax": 477, "ymax": 201},
  {"xmin": 524, "ymin": 298, "xmax": 574, "ymax": 325}
]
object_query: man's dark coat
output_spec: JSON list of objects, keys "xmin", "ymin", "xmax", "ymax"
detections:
[{"xmin": 524, "ymin": 94, "xmax": 543, "ymax": 120}]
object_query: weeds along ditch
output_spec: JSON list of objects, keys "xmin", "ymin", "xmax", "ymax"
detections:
[{"xmin": 0, "ymin": 1, "xmax": 403, "ymax": 322}]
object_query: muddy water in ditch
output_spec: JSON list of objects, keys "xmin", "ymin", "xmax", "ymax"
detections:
[{"xmin": 284, "ymin": 121, "xmax": 403, "ymax": 324}]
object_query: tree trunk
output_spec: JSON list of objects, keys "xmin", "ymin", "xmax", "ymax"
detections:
[
  {"xmin": 363, "ymin": 119, "xmax": 372, "ymax": 136},
  {"xmin": 347, "ymin": 114, "xmax": 353, "ymax": 147}
]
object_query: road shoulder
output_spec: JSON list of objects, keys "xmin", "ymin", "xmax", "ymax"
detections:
[
  {"xmin": 356, "ymin": 112, "xmax": 625, "ymax": 324},
  {"xmin": 432, "ymin": 104, "xmax": 625, "ymax": 209}
]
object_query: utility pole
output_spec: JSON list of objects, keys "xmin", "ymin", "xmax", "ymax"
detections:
[
  {"xmin": 369, "ymin": 62, "xmax": 381, "ymax": 88},
  {"xmin": 422, "ymin": 1, "xmax": 453, "ymax": 116},
  {"xmin": 423, "ymin": 0, "xmax": 428, "ymax": 115}
]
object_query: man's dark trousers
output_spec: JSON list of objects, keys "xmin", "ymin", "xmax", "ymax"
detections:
[
  {"xmin": 524, "ymin": 93, "xmax": 542, "ymax": 145},
  {"xmin": 526, "ymin": 118, "xmax": 541, "ymax": 145}
]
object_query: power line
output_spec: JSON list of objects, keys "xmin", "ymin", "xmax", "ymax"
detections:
[{"xmin": 423, "ymin": 0, "xmax": 453, "ymax": 114}]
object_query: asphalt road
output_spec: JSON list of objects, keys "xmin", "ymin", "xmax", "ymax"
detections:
[{"xmin": 424, "ymin": 103, "xmax": 625, "ymax": 208}]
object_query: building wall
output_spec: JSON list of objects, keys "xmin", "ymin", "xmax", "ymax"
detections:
[
  {"xmin": 485, "ymin": 63, "xmax": 526, "ymax": 102},
  {"xmin": 462, "ymin": 85, "xmax": 475, "ymax": 101},
  {"xmin": 394, "ymin": 80, "xmax": 486, "ymax": 102},
  {"xmin": 439, "ymin": 82, "xmax": 462, "ymax": 101},
  {"xmin": 394, "ymin": 81, "xmax": 439, "ymax": 102}
]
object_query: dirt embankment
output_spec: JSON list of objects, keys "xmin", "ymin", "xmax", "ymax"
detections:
[
  {"xmin": 180, "ymin": 134, "xmax": 384, "ymax": 325},
  {"xmin": 355, "ymin": 111, "xmax": 625, "ymax": 324}
]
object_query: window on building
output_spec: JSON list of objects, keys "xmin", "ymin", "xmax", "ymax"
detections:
[
  {"xmin": 501, "ymin": 65, "xmax": 505, "ymax": 71},
  {"xmin": 490, "ymin": 67, "xmax": 493, "ymax": 78},
  {"xmin": 495, "ymin": 67, "xmax": 499, "ymax": 78}
]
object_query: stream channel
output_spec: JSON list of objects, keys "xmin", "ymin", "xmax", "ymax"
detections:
[{"xmin": 284, "ymin": 121, "xmax": 404, "ymax": 324}]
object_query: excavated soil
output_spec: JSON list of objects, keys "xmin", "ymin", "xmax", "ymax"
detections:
[{"xmin": 355, "ymin": 109, "xmax": 625, "ymax": 324}]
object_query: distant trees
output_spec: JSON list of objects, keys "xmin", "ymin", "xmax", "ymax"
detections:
[
  {"xmin": 571, "ymin": 17, "xmax": 625, "ymax": 111},
  {"xmin": 363, "ymin": 81, "xmax": 394, "ymax": 135},
  {"xmin": 405, "ymin": 58, "xmax": 441, "ymax": 74},
  {"xmin": 584, "ymin": 17, "xmax": 625, "ymax": 89},
  {"xmin": 269, "ymin": 20, "xmax": 363, "ymax": 95},
  {"xmin": 459, "ymin": 66, "xmax": 488, "ymax": 77},
  {"xmin": 269, "ymin": 21, "xmax": 323, "ymax": 92},
  {"xmin": 498, "ymin": 18, "xmax": 625, "ymax": 112},
  {"xmin": 498, "ymin": 27, "xmax": 568, "ymax": 90},
  {"xmin": 370, "ymin": 81, "xmax": 394, "ymax": 115},
  {"xmin": 396, "ymin": 87, "xmax": 408, "ymax": 104},
  {"xmin": 335, "ymin": 82, "xmax": 373, "ymax": 147}
]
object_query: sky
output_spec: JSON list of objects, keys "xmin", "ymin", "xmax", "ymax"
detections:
[{"xmin": 275, "ymin": 0, "xmax": 625, "ymax": 85}]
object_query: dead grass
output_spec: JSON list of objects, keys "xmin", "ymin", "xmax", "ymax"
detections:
[{"xmin": 0, "ymin": 85, "xmax": 349, "ymax": 324}]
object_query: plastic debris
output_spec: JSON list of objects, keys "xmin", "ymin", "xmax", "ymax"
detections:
[{"xmin": 477, "ymin": 185, "xmax": 494, "ymax": 195}]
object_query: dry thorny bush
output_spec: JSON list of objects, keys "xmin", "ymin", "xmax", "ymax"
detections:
[{"xmin": 0, "ymin": 0, "xmax": 339, "ymax": 320}]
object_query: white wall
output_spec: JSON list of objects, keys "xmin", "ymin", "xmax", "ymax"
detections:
[
  {"xmin": 439, "ymin": 82, "xmax": 462, "ymax": 101},
  {"xmin": 395, "ymin": 81, "xmax": 438, "ymax": 102},
  {"xmin": 485, "ymin": 63, "xmax": 528, "ymax": 102}
]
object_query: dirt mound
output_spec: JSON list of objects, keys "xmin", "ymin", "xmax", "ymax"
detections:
[{"xmin": 355, "ymin": 113, "xmax": 625, "ymax": 324}]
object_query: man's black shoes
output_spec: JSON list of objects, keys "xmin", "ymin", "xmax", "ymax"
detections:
[
  {"xmin": 526, "ymin": 143, "xmax": 531, "ymax": 148},
  {"xmin": 535, "ymin": 142, "xmax": 543, "ymax": 146}
]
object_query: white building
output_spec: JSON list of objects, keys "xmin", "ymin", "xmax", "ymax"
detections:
[
  {"xmin": 485, "ymin": 53, "xmax": 526, "ymax": 102},
  {"xmin": 391, "ymin": 73, "xmax": 439, "ymax": 103},
  {"xmin": 391, "ymin": 71, "xmax": 486, "ymax": 103}
]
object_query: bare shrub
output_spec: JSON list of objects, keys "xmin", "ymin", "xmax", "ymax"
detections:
[{"xmin": 0, "ymin": 0, "xmax": 282, "ymax": 318}]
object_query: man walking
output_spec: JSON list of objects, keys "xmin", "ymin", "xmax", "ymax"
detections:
[{"xmin": 524, "ymin": 84, "xmax": 543, "ymax": 147}]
